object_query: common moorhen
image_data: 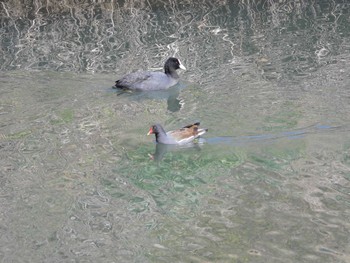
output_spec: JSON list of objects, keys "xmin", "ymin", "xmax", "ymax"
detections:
[{"xmin": 147, "ymin": 122, "xmax": 208, "ymax": 145}]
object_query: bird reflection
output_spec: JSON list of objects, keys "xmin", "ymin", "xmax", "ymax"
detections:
[
  {"xmin": 166, "ymin": 92, "xmax": 182, "ymax": 112},
  {"xmin": 113, "ymin": 84, "xmax": 184, "ymax": 112},
  {"xmin": 149, "ymin": 138, "xmax": 206, "ymax": 162}
]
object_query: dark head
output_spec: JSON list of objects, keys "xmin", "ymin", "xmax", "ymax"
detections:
[
  {"xmin": 147, "ymin": 123, "xmax": 167, "ymax": 135},
  {"xmin": 164, "ymin": 57, "xmax": 186, "ymax": 75},
  {"xmin": 147, "ymin": 124, "xmax": 160, "ymax": 135},
  {"xmin": 147, "ymin": 124, "xmax": 167, "ymax": 142}
]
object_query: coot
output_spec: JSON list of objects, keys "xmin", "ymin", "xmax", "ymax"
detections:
[{"xmin": 114, "ymin": 57, "xmax": 186, "ymax": 91}]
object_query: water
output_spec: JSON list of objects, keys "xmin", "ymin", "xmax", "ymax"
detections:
[{"xmin": 1, "ymin": 1, "xmax": 350, "ymax": 262}]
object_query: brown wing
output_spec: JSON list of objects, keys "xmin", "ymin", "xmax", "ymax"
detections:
[
  {"xmin": 168, "ymin": 123, "xmax": 201, "ymax": 141},
  {"xmin": 182, "ymin": 122, "xmax": 200, "ymax": 129}
]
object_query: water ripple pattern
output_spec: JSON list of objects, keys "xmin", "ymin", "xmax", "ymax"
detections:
[
  {"xmin": 1, "ymin": 1, "xmax": 350, "ymax": 263},
  {"xmin": 0, "ymin": 1, "xmax": 349, "ymax": 80}
]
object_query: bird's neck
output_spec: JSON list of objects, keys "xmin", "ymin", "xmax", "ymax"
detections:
[
  {"xmin": 164, "ymin": 66, "xmax": 179, "ymax": 79},
  {"xmin": 154, "ymin": 126, "xmax": 167, "ymax": 143}
]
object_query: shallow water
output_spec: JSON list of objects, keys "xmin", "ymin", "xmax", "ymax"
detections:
[{"xmin": 1, "ymin": 1, "xmax": 350, "ymax": 262}]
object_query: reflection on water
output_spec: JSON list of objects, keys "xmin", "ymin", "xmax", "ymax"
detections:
[
  {"xmin": 2, "ymin": 0, "xmax": 350, "ymax": 81},
  {"xmin": 114, "ymin": 83, "xmax": 185, "ymax": 112},
  {"xmin": 149, "ymin": 138, "xmax": 206, "ymax": 162},
  {"xmin": 1, "ymin": 0, "xmax": 350, "ymax": 262}
]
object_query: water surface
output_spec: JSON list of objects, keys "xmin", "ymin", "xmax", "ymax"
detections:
[{"xmin": 1, "ymin": 1, "xmax": 350, "ymax": 262}]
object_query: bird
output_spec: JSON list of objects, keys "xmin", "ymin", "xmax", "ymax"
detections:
[
  {"xmin": 147, "ymin": 122, "xmax": 208, "ymax": 145},
  {"xmin": 114, "ymin": 57, "xmax": 186, "ymax": 91}
]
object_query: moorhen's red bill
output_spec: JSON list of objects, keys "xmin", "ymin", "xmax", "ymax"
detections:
[{"xmin": 147, "ymin": 122, "xmax": 208, "ymax": 145}]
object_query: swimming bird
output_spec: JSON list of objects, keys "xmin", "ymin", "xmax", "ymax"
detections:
[
  {"xmin": 114, "ymin": 57, "xmax": 186, "ymax": 91},
  {"xmin": 147, "ymin": 122, "xmax": 208, "ymax": 145}
]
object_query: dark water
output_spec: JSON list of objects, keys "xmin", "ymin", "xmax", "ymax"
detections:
[{"xmin": 1, "ymin": 1, "xmax": 350, "ymax": 262}]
